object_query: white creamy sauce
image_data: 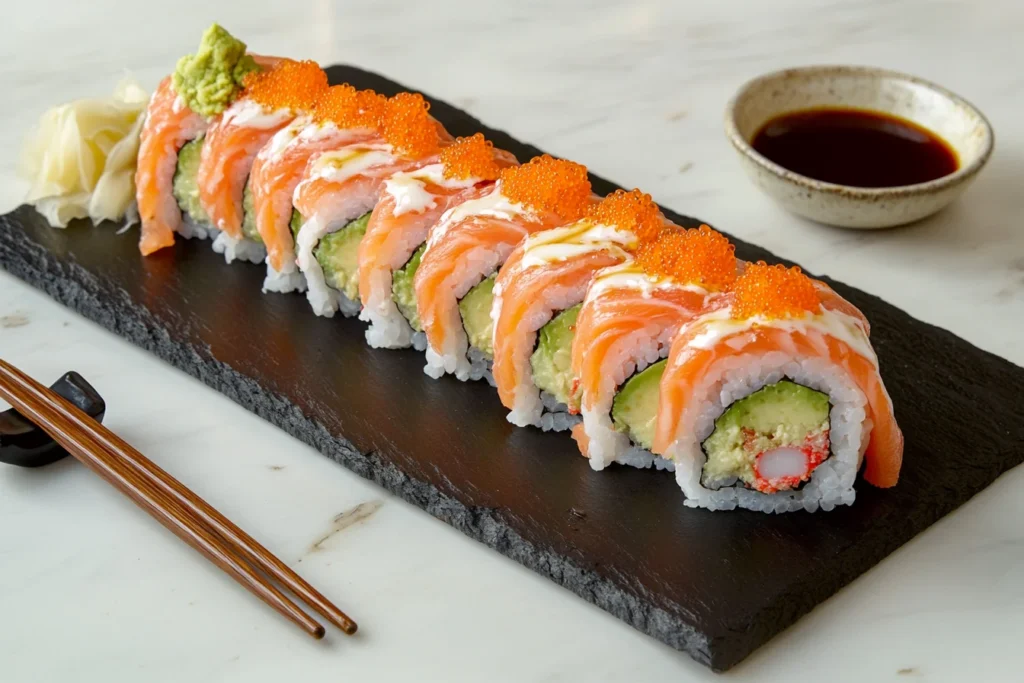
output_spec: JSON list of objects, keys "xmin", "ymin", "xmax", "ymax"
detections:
[
  {"xmin": 222, "ymin": 99, "xmax": 292, "ymax": 129},
  {"xmin": 424, "ymin": 186, "xmax": 529, "ymax": 253},
  {"xmin": 384, "ymin": 163, "xmax": 478, "ymax": 217},
  {"xmin": 291, "ymin": 144, "xmax": 395, "ymax": 205},
  {"xmin": 264, "ymin": 118, "xmax": 309, "ymax": 157},
  {"xmin": 687, "ymin": 307, "xmax": 878, "ymax": 365},
  {"xmin": 307, "ymin": 143, "xmax": 394, "ymax": 181},
  {"xmin": 518, "ymin": 220, "xmax": 635, "ymax": 270},
  {"xmin": 586, "ymin": 262, "xmax": 707, "ymax": 301}
]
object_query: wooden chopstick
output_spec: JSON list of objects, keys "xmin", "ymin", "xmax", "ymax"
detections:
[
  {"xmin": 0, "ymin": 360, "xmax": 353, "ymax": 639},
  {"xmin": 0, "ymin": 359, "xmax": 358, "ymax": 636}
]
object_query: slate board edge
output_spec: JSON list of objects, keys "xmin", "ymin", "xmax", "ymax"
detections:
[{"xmin": 0, "ymin": 217, "xmax": 721, "ymax": 669}]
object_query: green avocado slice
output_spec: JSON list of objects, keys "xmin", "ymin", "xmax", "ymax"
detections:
[
  {"xmin": 313, "ymin": 212, "xmax": 372, "ymax": 301},
  {"xmin": 172, "ymin": 137, "xmax": 208, "ymax": 224},
  {"xmin": 611, "ymin": 359, "xmax": 667, "ymax": 450},
  {"xmin": 530, "ymin": 304, "xmax": 581, "ymax": 407},
  {"xmin": 459, "ymin": 275, "xmax": 496, "ymax": 357},
  {"xmin": 392, "ymin": 244, "xmax": 426, "ymax": 332}
]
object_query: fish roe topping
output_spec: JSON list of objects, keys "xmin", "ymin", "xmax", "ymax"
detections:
[
  {"xmin": 499, "ymin": 155, "xmax": 591, "ymax": 222},
  {"xmin": 440, "ymin": 133, "xmax": 502, "ymax": 181},
  {"xmin": 586, "ymin": 189, "xmax": 662, "ymax": 242},
  {"xmin": 731, "ymin": 261, "xmax": 821, "ymax": 319},
  {"xmin": 635, "ymin": 225, "xmax": 737, "ymax": 291},
  {"xmin": 381, "ymin": 92, "xmax": 440, "ymax": 159},
  {"xmin": 243, "ymin": 59, "xmax": 328, "ymax": 113},
  {"xmin": 312, "ymin": 84, "xmax": 386, "ymax": 130}
]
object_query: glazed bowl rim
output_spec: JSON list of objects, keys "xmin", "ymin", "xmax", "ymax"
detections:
[{"xmin": 724, "ymin": 64, "xmax": 995, "ymax": 197}]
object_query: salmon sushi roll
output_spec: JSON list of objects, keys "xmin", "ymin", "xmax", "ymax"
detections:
[
  {"xmin": 653, "ymin": 262, "xmax": 904, "ymax": 513},
  {"xmin": 197, "ymin": 60, "xmax": 328, "ymax": 264},
  {"xmin": 249, "ymin": 84, "xmax": 386, "ymax": 293},
  {"xmin": 491, "ymin": 190, "xmax": 663, "ymax": 431},
  {"xmin": 291, "ymin": 93, "xmax": 452, "ymax": 317},
  {"xmin": 569, "ymin": 226, "xmax": 737, "ymax": 470},
  {"xmin": 414, "ymin": 155, "xmax": 593, "ymax": 381},
  {"xmin": 358, "ymin": 134, "xmax": 517, "ymax": 349},
  {"xmin": 136, "ymin": 24, "xmax": 267, "ymax": 255}
]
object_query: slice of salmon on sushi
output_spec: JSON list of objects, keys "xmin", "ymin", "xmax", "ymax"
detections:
[
  {"xmin": 413, "ymin": 155, "xmax": 593, "ymax": 382},
  {"xmin": 491, "ymin": 190, "xmax": 665, "ymax": 432},
  {"xmin": 569, "ymin": 226, "xmax": 738, "ymax": 470},
  {"xmin": 357, "ymin": 133, "xmax": 517, "ymax": 350},
  {"xmin": 291, "ymin": 93, "xmax": 453, "ymax": 318},
  {"xmin": 197, "ymin": 60, "xmax": 328, "ymax": 264},
  {"xmin": 248, "ymin": 84, "xmax": 386, "ymax": 294},
  {"xmin": 653, "ymin": 262, "xmax": 904, "ymax": 513},
  {"xmin": 135, "ymin": 24, "xmax": 267, "ymax": 256}
]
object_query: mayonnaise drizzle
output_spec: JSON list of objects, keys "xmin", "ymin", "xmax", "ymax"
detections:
[
  {"xmin": 686, "ymin": 307, "xmax": 878, "ymax": 366},
  {"xmin": 517, "ymin": 220, "xmax": 635, "ymax": 270},
  {"xmin": 304, "ymin": 143, "xmax": 395, "ymax": 184},
  {"xmin": 222, "ymin": 99, "xmax": 292, "ymax": 129},
  {"xmin": 424, "ymin": 185, "xmax": 529, "ymax": 253},
  {"xmin": 384, "ymin": 163, "xmax": 478, "ymax": 217},
  {"xmin": 586, "ymin": 262, "xmax": 707, "ymax": 301},
  {"xmin": 263, "ymin": 117, "xmax": 309, "ymax": 158}
]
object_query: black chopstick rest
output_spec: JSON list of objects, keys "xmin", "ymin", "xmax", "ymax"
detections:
[{"xmin": 0, "ymin": 371, "xmax": 105, "ymax": 468}]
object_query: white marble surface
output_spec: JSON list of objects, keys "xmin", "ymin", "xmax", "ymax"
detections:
[{"xmin": 1, "ymin": 1, "xmax": 1023, "ymax": 680}]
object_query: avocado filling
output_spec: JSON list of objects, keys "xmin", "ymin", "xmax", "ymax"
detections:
[
  {"xmin": 173, "ymin": 137, "xmax": 208, "ymax": 224},
  {"xmin": 392, "ymin": 243, "xmax": 426, "ymax": 332},
  {"xmin": 611, "ymin": 359, "xmax": 666, "ymax": 451},
  {"xmin": 313, "ymin": 212, "xmax": 372, "ymax": 301},
  {"xmin": 530, "ymin": 304, "xmax": 581, "ymax": 407},
  {"xmin": 459, "ymin": 275, "xmax": 496, "ymax": 357},
  {"xmin": 701, "ymin": 380, "xmax": 831, "ymax": 494},
  {"xmin": 289, "ymin": 208, "xmax": 304, "ymax": 240},
  {"xmin": 240, "ymin": 181, "xmax": 262, "ymax": 243}
]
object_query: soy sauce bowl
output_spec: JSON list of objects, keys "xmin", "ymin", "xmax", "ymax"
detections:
[{"xmin": 725, "ymin": 65, "xmax": 994, "ymax": 229}]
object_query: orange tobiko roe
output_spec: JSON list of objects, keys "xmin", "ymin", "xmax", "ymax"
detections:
[
  {"xmin": 499, "ymin": 155, "xmax": 591, "ymax": 222},
  {"xmin": 731, "ymin": 261, "xmax": 821, "ymax": 319},
  {"xmin": 381, "ymin": 92, "xmax": 440, "ymax": 159},
  {"xmin": 587, "ymin": 188, "xmax": 662, "ymax": 242},
  {"xmin": 243, "ymin": 59, "xmax": 328, "ymax": 112},
  {"xmin": 440, "ymin": 133, "xmax": 502, "ymax": 181},
  {"xmin": 635, "ymin": 225, "xmax": 737, "ymax": 291},
  {"xmin": 312, "ymin": 84, "xmax": 386, "ymax": 129}
]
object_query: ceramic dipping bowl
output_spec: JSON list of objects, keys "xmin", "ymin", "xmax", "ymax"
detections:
[{"xmin": 725, "ymin": 65, "xmax": 994, "ymax": 229}]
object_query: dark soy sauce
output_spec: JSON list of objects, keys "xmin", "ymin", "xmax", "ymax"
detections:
[{"xmin": 751, "ymin": 107, "xmax": 959, "ymax": 188}]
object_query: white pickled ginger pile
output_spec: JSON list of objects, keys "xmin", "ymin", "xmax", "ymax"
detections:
[{"xmin": 19, "ymin": 76, "xmax": 149, "ymax": 228}]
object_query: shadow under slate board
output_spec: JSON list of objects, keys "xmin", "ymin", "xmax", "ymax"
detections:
[{"xmin": 1, "ymin": 64, "xmax": 1023, "ymax": 672}]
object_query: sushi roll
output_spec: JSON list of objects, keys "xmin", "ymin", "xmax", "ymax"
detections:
[
  {"xmin": 200, "ymin": 60, "xmax": 329, "ymax": 264},
  {"xmin": 570, "ymin": 226, "xmax": 735, "ymax": 469},
  {"xmin": 653, "ymin": 262, "xmax": 904, "ymax": 512},
  {"xmin": 136, "ymin": 24, "xmax": 270, "ymax": 255},
  {"xmin": 249, "ymin": 84, "xmax": 386, "ymax": 294},
  {"xmin": 490, "ymin": 189, "xmax": 662, "ymax": 431},
  {"xmin": 291, "ymin": 93, "xmax": 453, "ymax": 318},
  {"xmin": 358, "ymin": 134, "xmax": 517, "ymax": 349},
  {"xmin": 414, "ymin": 155, "xmax": 593, "ymax": 381}
]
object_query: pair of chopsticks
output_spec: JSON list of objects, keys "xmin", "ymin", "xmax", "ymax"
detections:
[{"xmin": 0, "ymin": 358, "xmax": 356, "ymax": 639}]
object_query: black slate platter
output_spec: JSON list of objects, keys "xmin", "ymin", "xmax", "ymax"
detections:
[{"xmin": 2, "ymin": 65, "xmax": 1023, "ymax": 672}]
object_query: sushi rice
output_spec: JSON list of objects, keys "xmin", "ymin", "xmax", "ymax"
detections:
[{"xmin": 667, "ymin": 353, "xmax": 866, "ymax": 513}]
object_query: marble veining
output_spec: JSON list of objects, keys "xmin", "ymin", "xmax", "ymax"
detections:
[{"xmin": 1, "ymin": 1, "xmax": 1023, "ymax": 681}]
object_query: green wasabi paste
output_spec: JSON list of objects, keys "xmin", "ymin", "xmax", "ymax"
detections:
[{"xmin": 172, "ymin": 23, "xmax": 260, "ymax": 117}]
